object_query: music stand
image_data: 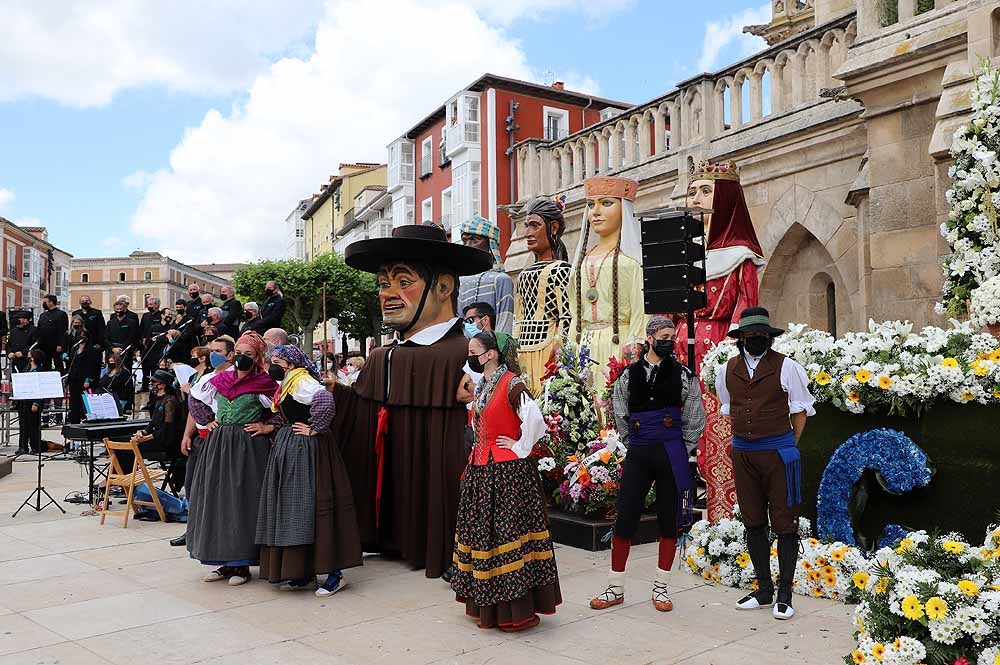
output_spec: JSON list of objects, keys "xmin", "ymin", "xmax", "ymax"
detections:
[{"xmin": 11, "ymin": 371, "xmax": 67, "ymax": 517}]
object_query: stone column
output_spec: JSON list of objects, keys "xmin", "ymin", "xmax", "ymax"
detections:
[
  {"xmin": 598, "ymin": 133, "xmax": 610, "ymax": 173},
  {"xmin": 609, "ymin": 125, "xmax": 621, "ymax": 169},
  {"xmin": 653, "ymin": 107, "xmax": 667, "ymax": 154},
  {"xmin": 749, "ymin": 72, "xmax": 763, "ymax": 122},
  {"xmin": 623, "ymin": 121, "xmax": 637, "ymax": 166},
  {"xmin": 572, "ymin": 141, "xmax": 584, "ymax": 184},
  {"xmin": 639, "ymin": 113, "xmax": 652, "ymax": 159},
  {"xmin": 583, "ymin": 137, "xmax": 596, "ymax": 180},
  {"xmin": 560, "ymin": 148, "xmax": 572, "ymax": 189},
  {"xmin": 731, "ymin": 79, "xmax": 744, "ymax": 130}
]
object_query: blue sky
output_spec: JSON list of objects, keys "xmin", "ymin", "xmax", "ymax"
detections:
[{"xmin": 0, "ymin": 0, "xmax": 769, "ymax": 263}]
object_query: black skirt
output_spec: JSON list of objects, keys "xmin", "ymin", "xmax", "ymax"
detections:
[{"xmin": 451, "ymin": 458, "xmax": 561, "ymax": 629}]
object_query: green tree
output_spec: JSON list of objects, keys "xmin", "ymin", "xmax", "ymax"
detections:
[{"xmin": 233, "ymin": 253, "xmax": 380, "ymax": 353}]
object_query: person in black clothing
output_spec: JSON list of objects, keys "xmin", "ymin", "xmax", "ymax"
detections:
[
  {"xmin": 15, "ymin": 349, "xmax": 48, "ymax": 455},
  {"xmin": 259, "ymin": 280, "xmax": 285, "ymax": 331},
  {"xmin": 36, "ymin": 295, "xmax": 68, "ymax": 372},
  {"xmin": 139, "ymin": 297, "xmax": 163, "ymax": 391},
  {"xmin": 100, "ymin": 349, "xmax": 133, "ymax": 415},
  {"xmin": 106, "ymin": 296, "xmax": 141, "ymax": 358},
  {"xmin": 219, "ymin": 286, "xmax": 243, "ymax": 330},
  {"xmin": 172, "ymin": 299, "xmax": 199, "ymax": 359},
  {"xmin": 185, "ymin": 284, "xmax": 205, "ymax": 324},
  {"xmin": 66, "ymin": 315, "xmax": 103, "ymax": 424},
  {"xmin": 73, "ymin": 295, "xmax": 106, "ymax": 349},
  {"xmin": 7, "ymin": 310, "xmax": 37, "ymax": 373},
  {"xmin": 129, "ymin": 369, "xmax": 187, "ymax": 493},
  {"xmin": 240, "ymin": 301, "xmax": 265, "ymax": 335},
  {"xmin": 201, "ymin": 307, "xmax": 235, "ymax": 339},
  {"xmin": 0, "ymin": 309, "xmax": 8, "ymax": 350}
]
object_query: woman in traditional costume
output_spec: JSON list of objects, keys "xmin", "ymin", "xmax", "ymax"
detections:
[
  {"xmin": 569, "ymin": 177, "xmax": 647, "ymax": 386},
  {"xmin": 672, "ymin": 160, "xmax": 766, "ymax": 522},
  {"xmin": 256, "ymin": 344, "xmax": 362, "ymax": 597},
  {"xmin": 451, "ymin": 331, "xmax": 560, "ymax": 632},
  {"xmin": 514, "ymin": 196, "xmax": 572, "ymax": 395},
  {"xmin": 187, "ymin": 331, "xmax": 278, "ymax": 586}
]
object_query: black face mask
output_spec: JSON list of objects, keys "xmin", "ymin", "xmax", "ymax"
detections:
[
  {"xmin": 189, "ymin": 358, "xmax": 201, "ymax": 368},
  {"xmin": 652, "ymin": 339, "xmax": 675, "ymax": 359},
  {"xmin": 467, "ymin": 352, "xmax": 488, "ymax": 374},
  {"xmin": 267, "ymin": 363, "xmax": 286, "ymax": 382},
  {"xmin": 232, "ymin": 354, "xmax": 254, "ymax": 371},
  {"xmin": 741, "ymin": 336, "xmax": 771, "ymax": 357},
  {"xmin": 264, "ymin": 288, "xmax": 275, "ymax": 298},
  {"xmin": 81, "ymin": 303, "xmax": 90, "ymax": 310},
  {"xmin": 219, "ymin": 294, "xmax": 228, "ymax": 301}
]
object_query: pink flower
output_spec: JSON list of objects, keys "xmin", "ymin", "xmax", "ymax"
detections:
[{"xmin": 953, "ymin": 658, "xmax": 970, "ymax": 665}]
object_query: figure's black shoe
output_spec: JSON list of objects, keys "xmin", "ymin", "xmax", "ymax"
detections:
[
  {"xmin": 441, "ymin": 562, "xmax": 457, "ymax": 583},
  {"xmin": 169, "ymin": 534, "xmax": 187, "ymax": 547}
]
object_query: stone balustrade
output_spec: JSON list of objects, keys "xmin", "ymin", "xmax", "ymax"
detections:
[
  {"xmin": 515, "ymin": 12, "xmax": 859, "ymax": 202},
  {"xmin": 856, "ymin": 0, "xmax": 957, "ymax": 36}
]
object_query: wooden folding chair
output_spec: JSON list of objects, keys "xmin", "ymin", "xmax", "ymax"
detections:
[{"xmin": 100, "ymin": 438, "xmax": 166, "ymax": 527}]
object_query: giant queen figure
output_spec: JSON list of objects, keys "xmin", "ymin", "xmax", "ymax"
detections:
[
  {"xmin": 569, "ymin": 177, "xmax": 647, "ymax": 384},
  {"xmin": 673, "ymin": 160, "xmax": 766, "ymax": 522}
]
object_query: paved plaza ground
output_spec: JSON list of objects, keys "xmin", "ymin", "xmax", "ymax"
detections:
[{"xmin": 0, "ymin": 435, "xmax": 855, "ymax": 665}]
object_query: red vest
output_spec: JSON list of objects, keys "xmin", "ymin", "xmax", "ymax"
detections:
[{"xmin": 472, "ymin": 371, "xmax": 522, "ymax": 465}]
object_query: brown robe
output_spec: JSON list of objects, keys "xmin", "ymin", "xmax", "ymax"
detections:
[{"xmin": 333, "ymin": 319, "xmax": 469, "ymax": 578}]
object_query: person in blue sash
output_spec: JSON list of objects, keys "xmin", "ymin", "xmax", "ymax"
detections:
[
  {"xmin": 715, "ymin": 307, "xmax": 815, "ymax": 620},
  {"xmin": 591, "ymin": 316, "xmax": 705, "ymax": 613}
]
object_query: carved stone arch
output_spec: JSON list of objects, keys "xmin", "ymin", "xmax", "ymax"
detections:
[
  {"xmin": 735, "ymin": 68, "xmax": 753, "ymax": 86},
  {"xmin": 845, "ymin": 19, "xmax": 857, "ymax": 45},
  {"xmin": 758, "ymin": 184, "xmax": 857, "ymax": 333},
  {"xmin": 754, "ymin": 59, "xmax": 774, "ymax": 76}
]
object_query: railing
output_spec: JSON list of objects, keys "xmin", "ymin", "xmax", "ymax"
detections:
[
  {"xmin": 514, "ymin": 12, "xmax": 858, "ymax": 201},
  {"xmin": 446, "ymin": 122, "xmax": 480, "ymax": 156}
]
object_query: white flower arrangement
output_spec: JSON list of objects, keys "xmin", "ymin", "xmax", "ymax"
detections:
[
  {"xmin": 683, "ymin": 521, "xmax": 1000, "ymax": 664},
  {"xmin": 938, "ymin": 60, "xmax": 1000, "ymax": 318},
  {"xmin": 701, "ymin": 319, "xmax": 1000, "ymax": 414},
  {"xmin": 970, "ymin": 275, "xmax": 1000, "ymax": 328}
]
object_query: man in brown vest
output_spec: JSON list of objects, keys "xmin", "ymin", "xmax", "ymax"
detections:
[{"xmin": 715, "ymin": 307, "xmax": 815, "ymax": 620}]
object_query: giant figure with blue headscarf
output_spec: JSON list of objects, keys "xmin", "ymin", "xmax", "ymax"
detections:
[{"xmin": 458, "ymin": 215, "xmax": 515, "ymax": 335}]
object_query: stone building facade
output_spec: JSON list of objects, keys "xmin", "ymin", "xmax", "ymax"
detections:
[
  {"xmin": 511, "ymin": 0, "xmax": 1000, "ymax": 334},
  {"xmin": 70, "ymin": 251, "xmax": 230, "ymax": 311}
]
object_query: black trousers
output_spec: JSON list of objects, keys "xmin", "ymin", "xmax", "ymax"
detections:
[
  {"xmin": 613, "ymin": 443, "xmax": 678, "ymax": 539},
  {"xmin": 16, "ymin": 401, "xmax": 43, "ymax": 453},
  {"xmin": 68, "ymin": 382, "xmax": 86, "ymax": 424}
]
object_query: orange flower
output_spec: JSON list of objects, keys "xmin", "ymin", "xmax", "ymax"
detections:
[
  {"xmin": 599, "ymin": 451, "xmax": 612, "ymax": 464},
  {"xmin": 567, "ymin": 454, "xmax": 578, "ymax": 462},
  {"xmin": 578, "ymin": 470, "xmax": 591, "ymax": 485},
  {"xmin": 603, "ymin": 482, "xmax": 618, "ymax": 492}
]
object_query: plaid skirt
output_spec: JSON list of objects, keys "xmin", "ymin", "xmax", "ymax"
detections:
[{"xmin": 451, "ymin": 457, "xmax": 561, "ymax": 629}]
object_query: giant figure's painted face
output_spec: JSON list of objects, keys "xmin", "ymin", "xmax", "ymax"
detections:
[
  {"xmin": 585, "ymin": 196, "xmax": 623, "ymax": 241},
  {"xmin": 686, "ymin": 178, "xmax": 715, "ymax": 233},
  {"xmin": 376, "ymin": 261, "xmax": 454, "ymax": 334},
  {"xmin": 524, "ymin": 213, "xmax": 552, "ymax": 259}
]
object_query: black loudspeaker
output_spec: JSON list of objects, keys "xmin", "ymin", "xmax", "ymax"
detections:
[{"xmin": 639, "ymin": 208, "xmax": 708, "ymax": 314}]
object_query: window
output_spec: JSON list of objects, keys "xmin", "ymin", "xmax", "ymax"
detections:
[
  {"xmin": 81, "ymin": 273, "xmax": 89, "ymax": 284},
  {"xmin": 144, "ymin": 271, "xmax": 152, "ymax": 281},
  {"xmin": 295, "ymin": 228, "xmax": 304, "ymax": 238},
  {"xmin": 421, "ymin": 197, "xmax": 433, "ymax": 225},
  {"xmin": 6, "ymin": 245, "xmax": 15, "ymax": 280},
  {"xmin": 420, "ymin": 136, "xmax": 433, "ymax": 177},
  {"xmin": 5, "ymin": 288, "xmax": 14, "ymax": 309},
  {"xmin": 453, "ymin": 163, "xmax": 481, "ymax": 223},
  {"xmin": 441, "ymin": 188, "xmax": 453, "ymax": 236},
  {"xmin": 600, "ymin": 108, "xmax": 622, "ymax": 122},
  {"xmin": 439, "ymin": 129, "xmax": 448, "ymax": 166},
  {"xmin": 464, "ymin": 95, "xmax": 480, "ymax": 143},
  {"xmin": 118, "ymin": 272, "xmax": 126, "ymax": 282},
  {"xmin": 543, "ymin": 107, "xmax": 569, "ymax": 141}
]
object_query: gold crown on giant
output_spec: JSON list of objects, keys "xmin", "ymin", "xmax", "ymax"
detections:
[{"xmin": 690, "ymin": 159, "xmax": 740, "ymax": 182}]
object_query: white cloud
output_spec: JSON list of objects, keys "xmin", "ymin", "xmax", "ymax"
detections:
[
  {"xmin": 129, "ymin": 0, "xmax": 614, "ymax": 263},
  {"xmin": 0, "ymin": 0, "xmax": 325, "ymax": 107},
  {"xmin": 463, "ymin": 0, "xmax": 635, "ymax": 25},
  {"xmin": 122, "ymin": 170, "xmax": 153, "ymax": 192},
  {"xmin": 0, "ymin": 188, "xmax": 13, "ymax": 211},
  {"xmin": 696, "ymin": 3, "xmax": 770, "ymax": 73}
]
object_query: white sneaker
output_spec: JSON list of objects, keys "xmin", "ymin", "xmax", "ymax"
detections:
[
  {"xmin": 228, "ymin": 573, "xmax": 251, "ymax": 586},
  {"xmin": 735, "ymin": 591, "xmax": 773, "ymax": 610},
  {"xmin": 315, "ymin": 575, "xmax": 347, "ymax": 597},
  {"xmin": 203, "ymin": 569, "xmax": 228, "ymax": 582},
  {"xmin": 772, "ymin": 602, "xmax": 795, "ymax": 620}
]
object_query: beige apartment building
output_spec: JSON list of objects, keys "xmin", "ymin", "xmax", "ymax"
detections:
[{"xmin": 69, "ymin": 251, "xmax": 230, "ymax": 311}]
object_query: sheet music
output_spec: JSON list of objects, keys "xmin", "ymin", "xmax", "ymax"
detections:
[
  {"xmin": 11, "ymin": 371, "xmax": 65, "ymax": 400},
  {"xmin": 83, "ymin": 393, "xmax": 121, "ymax": 420},
  {"xmin": 173, "ymin": 364, "xmax": 196, "ymax": 385}
]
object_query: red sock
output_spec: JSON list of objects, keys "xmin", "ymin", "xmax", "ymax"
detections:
[
  {"xmin": 611, "ymin": 535, "xmax": 631, "ymax": 572},
  {"xmin": 658, "ymin": 537, "xmax": 677, "ymax": 570}
]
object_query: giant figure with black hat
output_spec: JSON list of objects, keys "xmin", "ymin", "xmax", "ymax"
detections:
[
  {"xmin": 334, "ymin": 224, "xmax": 493, "ymax": 579},
  {"xmin": 716, "ymin": 307, "xmax": 815, "ymax": 621}
]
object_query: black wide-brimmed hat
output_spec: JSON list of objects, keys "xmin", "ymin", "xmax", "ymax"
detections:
[
  {"xmin": 727, "ymin": 307, "xmax": 784, "ymax": 338},
  {"xmin": 11, "ymin": 309, "xmax": 32, "ymax": 321},
  {"xmin": 345, "ymin": 224, "xmax": 494, "ymax": 276},
  {"xmin": 150, "ymin": 369, "xmax": 175, "ymax": 386}
]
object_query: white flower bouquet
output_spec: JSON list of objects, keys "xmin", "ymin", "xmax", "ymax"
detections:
[{"xmin": 970, "ymin": 275, "xmax": 1000, "ymax": 329}]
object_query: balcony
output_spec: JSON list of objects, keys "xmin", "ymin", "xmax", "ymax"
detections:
[
  {"xmin": 420, "ymin": 152, "xmax": 432, "ymax": 178},
  {"xmin": 445, "ymin": 122, "xmax": 480, "ymax": 159}
]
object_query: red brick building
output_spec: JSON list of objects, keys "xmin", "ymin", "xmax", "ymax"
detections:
[
  {"xmin": 386, "ymin": 74, "xmax": 631, "ymax": 255},
  {"xmin": 0, "ymin": 219, "xmax": 72, "ymax": 319}
]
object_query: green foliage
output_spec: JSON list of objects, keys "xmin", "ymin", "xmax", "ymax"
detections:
[{"xmin": 233, "ymin": 252, "xmax": 380, "ymax": 344}]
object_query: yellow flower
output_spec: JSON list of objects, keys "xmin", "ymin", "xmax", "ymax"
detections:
[
  {"xmin": 822, "ymin": 565, "xmax": 836, "ymax": 575},
  {"xmin": 901, "ymin": 595, "xmax": 924, "ymax": 620},
  {"xmin": 831, "ymin": 549, "xmax": 846, "ymax": 561},
  {"xmin": 802, "ymin": 560, "xmax": 813, "ymax": 570},
  {"xmin": 848, "ymin": 391, "xmax": 861, "ymax": 403},
  {"xmin": 941, "ymin": 357, "xmax": 959, "ymax": 368},
  {"xmin": 942, "ymin": 540, "xmax": 965, "ymax": 554},
  {"xmin": 750, "ymin": 579, "xmax": 759, "ymax": 591},
  {"xmin": 990, "ymin": 349, "xmax": 1000, "ymax": 362},
  {"xmin": 856, "ymin": 369, "xmax": 872, "ymax": 383},
  {"xmin": 925, "ymin": 596, "xmax": 948, "ymax": 620},
  {"xmin": 808, "ymin": 538, "xmax": 820, "ymax": 546},
  {"xmin": 841, "ymin": 374, "xmax": 852, "ymax": 384},
  {"xmin": 735, "ymin": 553, "xmax": 751, "ymax": 568},
  {"xmin": 852, "ymin": 650, "xmax": 867, "ymax": 664},
  {"xmin": 974, "ymin": 362, "xmax": 990, "ymax": 377},
  {"xmin": 814, "ymin": 371, "xmax": 832, "ymax": 386},
  {"xmin": 817, "ymin": 556, "xmax": 829, "ymax": 566},
  {"xmin": 875, "ymin": 577, "xmax": 890, "ymax": 595},
  {"xmin": 697, "ymin": 547, "xmax": 705, "ymax": 555},
  {"xmin": 896, "ymin": 538, "xmax": 914, "ymax": 554},
  {"xmin": 872, "ymin": 643, "xmax": 886, "ymax": 661},
  {"xmin": 892, "ymin": 639, "xmax": 901, "ymax": 650},
  {"xmin": 993, "ymin": 386, "xmax": 1000, "ymax": 399},
  {"xmin": 852, "ymin": 571, "xmax": 870, "ymax": 590},
  {"xmin": 878, "ymin": 375, "xmax": 894, "ymax": 389},
  {"xmin": 703, "ymin": 570, "xmax": 713, "ymax": 581},
  {"xmin": 811, "ymin": 586, "xmax": 824, "ymax": 597},
  {"xmin": 823, "ymin": 574, "xmax": 837, "ymax": 586},
  {"xmin": 958, "ymin": 580, "xmax": 980, "ymax": 597},
  {"xmin": 961, "ymin": 389, "xmax": 976, "ymax": 402},
  {"xmin": 808, "ymin": 570, "xmax": 822, "ymax": 582}
]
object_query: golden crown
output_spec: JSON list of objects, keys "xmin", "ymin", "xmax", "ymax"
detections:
[{"xmin": 690, "ymin": 159, "xmax": 740, "ymax": 182}]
